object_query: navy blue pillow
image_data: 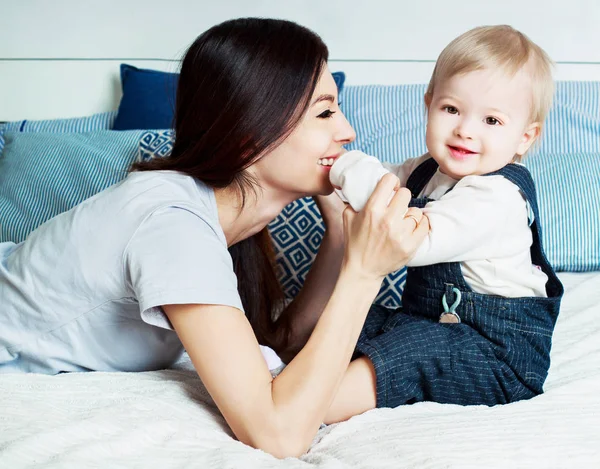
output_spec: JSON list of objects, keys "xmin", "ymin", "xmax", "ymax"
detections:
[
  {"xmin": 332, "ymin": 71, "xmax": 345, "ymax": 93},
  {"xmin": 113, "ymin": 64, "xmax": 346, "ymax": 131},
  {"xmin": 113, "ymin": 64, "xmax": 178, "ymax": 131}
]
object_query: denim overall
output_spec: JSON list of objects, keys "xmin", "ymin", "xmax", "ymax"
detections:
[{"xmin": 355, "ymin": 159, "xmax": 564, "ymax": 408}]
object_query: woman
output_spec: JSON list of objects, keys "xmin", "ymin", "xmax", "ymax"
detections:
[{"xmin": 0, "ymin": 18, "xmax": 428, "ymax": 457}]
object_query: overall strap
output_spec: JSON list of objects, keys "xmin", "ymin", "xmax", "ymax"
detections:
[
  {"xmin": 486, "ymin": 164, "xmax": 563, "ymax": 298},
  {"xmin": 405, "ymin": 157, "xmax": 439, "ymax": 197},
  {"xmin": 487, "ymin": 164, "xmax": 540, "ymax": 226}
]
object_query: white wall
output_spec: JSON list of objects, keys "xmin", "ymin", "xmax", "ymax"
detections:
[{"xmin": 1, "ymin": 0, "xmax": 600, "ymax": 120}]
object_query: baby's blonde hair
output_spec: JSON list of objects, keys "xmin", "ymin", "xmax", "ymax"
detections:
[{"xmin": 425, "ymin": 25, "xmax": 555, "ymax": 158}]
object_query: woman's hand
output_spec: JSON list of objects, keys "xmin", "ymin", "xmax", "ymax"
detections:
[{"xmin": 341, "ymin": 173, "xmax": 429, "ymax": 280}]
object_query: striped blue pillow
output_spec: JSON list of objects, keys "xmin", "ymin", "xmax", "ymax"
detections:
[
  {"xmin": 341, "ymin": 81, "xmax": 600, "ymax": 158},
  {"xmin": 525, "ymin": 152, "xmax": 599, "ymax": 271},
  {"xmin": 0, "ymin": 111, "xmax": 117, "ymax": 155},
  {"xmin": 0, "ymin": 130, "xmax": 143, "ymax": 243}
]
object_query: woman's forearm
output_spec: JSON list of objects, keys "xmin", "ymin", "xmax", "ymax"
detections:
[
  {"xmin": 267, "ymin": 266, "xmax": 382, "ymax": 455},
  {"xmin": 275, "ymin": 232, "xmax": 345, "ymax": 362}
]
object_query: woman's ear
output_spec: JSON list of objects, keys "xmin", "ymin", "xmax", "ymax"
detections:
[{"xmin": 516, "ymin": 122, "xmax": 541, "ymax": 156}]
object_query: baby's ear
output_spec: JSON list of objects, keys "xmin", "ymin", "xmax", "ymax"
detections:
[
  {"xmin": 516, "ymin": 122, "xmax": 541, "ymax": 156},
  {"xmin": 424, "ymin": 93, "xmax": 432, "ymax": 108}
]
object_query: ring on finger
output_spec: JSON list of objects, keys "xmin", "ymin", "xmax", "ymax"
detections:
[{"xmin": 404, "ymin": 214, "xmax": 420, "ymax": 229}]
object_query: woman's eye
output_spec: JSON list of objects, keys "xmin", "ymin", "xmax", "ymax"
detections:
[
  {"xmin": 318, "ymin": 109, "xmax": 336, "ymax": 119},
  {"xmin": 485, "ymin": 117, "xmax": 501, "ymax": 125},
  {"xmin": 443, "ymin": 106, "xmax": 458, "ymax": 114}
]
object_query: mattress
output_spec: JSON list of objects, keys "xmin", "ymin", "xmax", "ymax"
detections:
[{"xmin": 1, "ymin": 272, "xmax": 599, "ymax": 468}]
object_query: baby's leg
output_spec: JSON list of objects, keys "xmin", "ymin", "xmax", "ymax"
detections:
[{"xmin": 349, "ymin": 311, "xmax": 533, "ymax": 409}]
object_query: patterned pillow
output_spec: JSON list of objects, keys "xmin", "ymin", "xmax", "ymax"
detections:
[
  {"xmin": 0, "ymin": 130, "xmax": 144, "ymax": 243},
  {"xmin": 0, "ymin": 111, "xmax": 117, "ymax": 155},
  {"xmin": 269, "ymin": 197, "xmax": 406, "ymax": 307},
  {"xmin": 138, "ymin": 129, "xmax": 175, "ymax": 161}
]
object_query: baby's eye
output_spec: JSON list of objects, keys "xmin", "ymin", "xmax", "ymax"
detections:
[
  {"xmin": 318, "ymin": 109, "xmax": 336, "ymax": 119},
  {"xmin": 443, "ymin": 106, "xmax": 459, "ymax": 114},
  {"xmin": 485, "ymin": 116, "xmax": 501, "ymax": 125}
]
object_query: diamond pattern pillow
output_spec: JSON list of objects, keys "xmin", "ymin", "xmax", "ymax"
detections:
[{"xmin": 269, "ymin": 196, "xmax": 406, "ymax": 306}]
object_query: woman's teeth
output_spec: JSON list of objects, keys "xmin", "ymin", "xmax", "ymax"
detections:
[{"xmin": 318, "ymin": 158, "xmax": 335, "ymax": 166}]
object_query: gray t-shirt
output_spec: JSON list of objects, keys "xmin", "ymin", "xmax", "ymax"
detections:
[{"xmin": 0, "ymin": 171, "xmax": 243, "ymax": 374}]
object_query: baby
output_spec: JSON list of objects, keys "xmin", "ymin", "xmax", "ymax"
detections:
[{"xmin": 332, "ymin": 25, "xmax": 564, "ymax": 407}]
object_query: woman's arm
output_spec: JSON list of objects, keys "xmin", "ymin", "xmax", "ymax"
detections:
[
  {"xmin": 274, "ymin": 192, "xmax": 346, "ymax": 363},
  {"xmin": 164, "ymin": 175, "xmax": 429, "ymax": 458},
  {"xmin": 164, "ymin": 267, "xmax": 380, "ymax": 459}
]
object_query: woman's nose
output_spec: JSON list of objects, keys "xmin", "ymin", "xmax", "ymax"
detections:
[{"xmin": 336, "ymin": 111, "xmax": 356, "ymax": 144}]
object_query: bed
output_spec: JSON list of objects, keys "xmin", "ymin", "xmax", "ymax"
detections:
[
  {"xmin": 0, "ymin": 271, "xmax": 598, "ymax": 467},
  {"xmin": 1, "ymin": 1, "xmax": 600, "ymax": 468}
]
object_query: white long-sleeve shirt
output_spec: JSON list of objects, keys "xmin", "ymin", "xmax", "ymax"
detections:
[{"xmin": 330, "ymin": 151, "xmax": 548, "ymax": 298}]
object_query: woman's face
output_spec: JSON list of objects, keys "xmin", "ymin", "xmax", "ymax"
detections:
[{"xmin": 251, "ymin": 66, "xmax": 356, "ymax": 198}]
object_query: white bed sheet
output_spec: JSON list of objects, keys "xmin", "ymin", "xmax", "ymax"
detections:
[{"xmin": 1, "ymin": 272, "xmax": 599, "ymax": 468}]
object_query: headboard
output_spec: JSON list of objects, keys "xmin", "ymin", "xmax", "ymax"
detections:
[{"xmin": 2, "ymin": 0, "xmax": 599, "ymax": 121}]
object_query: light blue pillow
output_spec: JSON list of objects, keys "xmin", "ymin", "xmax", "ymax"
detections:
[
  {"xmin": 0, "ymin": 111, "xmax": 117, "ymax": 155},
  {"xmin": 340, "ymin": 81, "xmax": 600, "ymax": 158},
  {"xmin": 525, "ymin": 152, "xmax": 599, "ymax": 271},
  {"xmin": 0, "ymin": 130, "xmax": 144, "ymax": 243}
]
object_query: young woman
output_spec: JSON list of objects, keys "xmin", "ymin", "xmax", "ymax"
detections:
[{"xmin": 0, "ymin": 18, "xmax": 428, "ymax": 457}]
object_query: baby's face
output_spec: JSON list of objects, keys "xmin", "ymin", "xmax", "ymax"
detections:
[{"xmin": 425, "ymin": 68, "xmax": 539, "ymax": 179}]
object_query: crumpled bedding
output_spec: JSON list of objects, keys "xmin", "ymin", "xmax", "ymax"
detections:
[{"xmin": 1, "ymin": 272, "xmax": 599, "ymax": 468}]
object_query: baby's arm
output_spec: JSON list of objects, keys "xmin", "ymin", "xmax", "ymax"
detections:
[
  {"xmin": 330, "ymin": 151, "xmax": 389, "ymax": 211},
  {"xmin": 408, "ymin": 175, "xmax": 529, "ymax": 266},
  {"xmin": 329, "ymin": 151, "xmax": 426, "ymax": 211},
  {"xmin": 331, "ymin": 155, "xmax": 527, "ymax": 266}
]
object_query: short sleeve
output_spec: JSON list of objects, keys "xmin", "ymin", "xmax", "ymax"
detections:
[{"xmin": 124, "ymin": 206, "xmax": 244, "ymax": 329}]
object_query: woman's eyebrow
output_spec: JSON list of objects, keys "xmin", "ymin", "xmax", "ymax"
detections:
[{"xmin": 311, "ymin": 94, "xmax": 335, "ymax": 106}]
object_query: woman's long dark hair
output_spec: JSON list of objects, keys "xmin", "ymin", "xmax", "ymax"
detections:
[{"xmin": 131, "ymin": 18, "xmax": 329, "ymax": 347}]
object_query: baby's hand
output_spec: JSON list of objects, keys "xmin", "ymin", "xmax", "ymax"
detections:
[{"xmin": 330, "ymin": 150, "xmax": 391, "ymax": 212}]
